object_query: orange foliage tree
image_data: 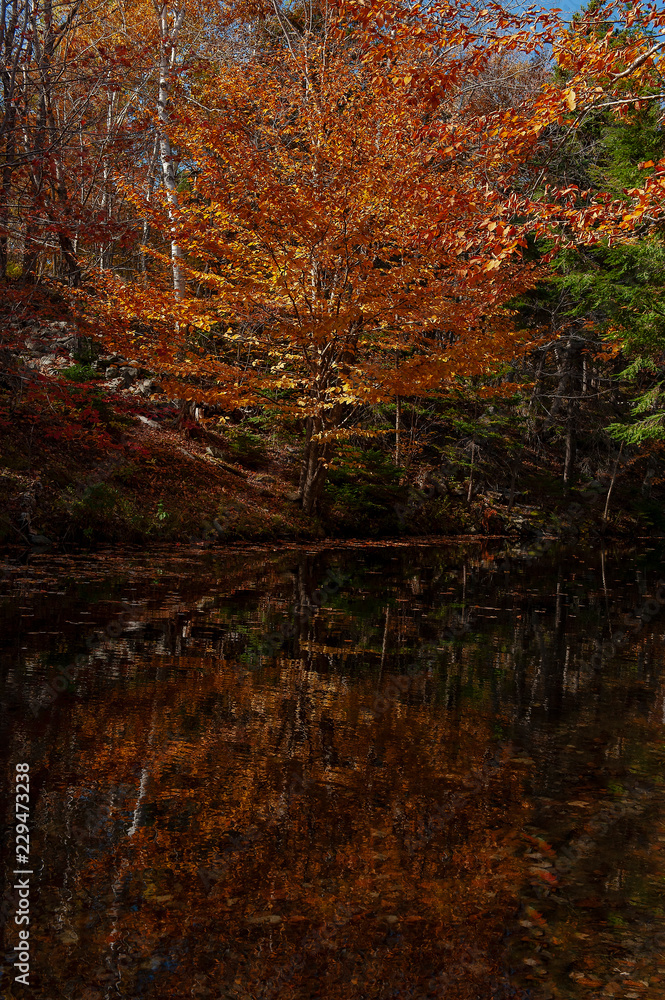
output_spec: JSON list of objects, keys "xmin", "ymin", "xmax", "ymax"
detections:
[
  {"xmin": 100, "ymin": 0, "xmax": 545, "ymax": 511},
  {"xmin": 356, "ymin": 0, "xmax": 665, "ymax": 241},
  {"xmin": 90, "ymin": 0, "xmax": 665, "ymax": 510}
]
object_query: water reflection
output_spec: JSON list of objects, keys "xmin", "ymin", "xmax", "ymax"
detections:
[{"xmin": 1, "ymin": 542, "xmax": 665, "ymax": 999}]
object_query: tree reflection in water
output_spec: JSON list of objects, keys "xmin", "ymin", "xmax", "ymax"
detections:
[{"xmin": 1, "ymin": 542, "xmax": 665, "ymax": 999}]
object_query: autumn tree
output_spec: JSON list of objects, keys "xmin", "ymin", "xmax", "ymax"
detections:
[
  {"xmin": 101, "ymin": 0, "xmax": 545, "ymax": 512},
  {"xmin": 45, "ymin": 0, "xmax": 660, "ymax": 514}
]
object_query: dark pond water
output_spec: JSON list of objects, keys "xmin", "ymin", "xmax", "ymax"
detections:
[{"xmin": 2, "ymin": 541, "xmax": 665, "ymax": 1000}]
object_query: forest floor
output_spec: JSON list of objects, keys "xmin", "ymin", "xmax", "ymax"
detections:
[
  {"xmin": 1, "ymin": 299, "xmax": 662, "ymax": 551},
  {"xmin": 0, "ymin": 384, "xmax": 658, "ymax": 552}
]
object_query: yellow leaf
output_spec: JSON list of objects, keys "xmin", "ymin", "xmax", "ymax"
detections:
[{"xmin": 564, "ymin": 89, "xmax": 577, "ymax": 111}]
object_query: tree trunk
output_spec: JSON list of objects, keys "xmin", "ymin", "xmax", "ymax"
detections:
[
  {"xmin": 22, "ymin": 94, "xmax": 46, "ymax": 281},
  {"xmin": 140, "ymin": 138, "xmax": 159, "ymax": 276},
  {"xmin": 156, "ymin": 4, "xmax": 186, "ymax": 300},
  {"xmin": 300, "ymin": 423, "xmax": 329, "ymax": 515},
  {"xmin": 298, "ymin": 320, "xmax": 361, "ymax": 515},
  {"xmin": 602, "ymin": 444, "xmax": 623, "ymax": 526},
  {"xmin": 563, "ymin": 404, "xmax": 576, "ymax": 485},
  {"xmin": 508, "ymin": 465, "xmax": 517, "ymax": 510},
  {"xmin": 467, "ymin": 443, "xmax": 475, "ymax": 502},
  {"xmin": 0, "ymin": 108, "xmax": 16, "ymax": 277},
  {"xmin": 395, "ymin": 395, "xmax": 401, "ymax": 465},
  {"xmin": 22, "ymin": 0, "xmax": 53, "ymax": 281},
  {"xmin": 99, "ymin": 94, "xmax": 114, "ymax": 272}
]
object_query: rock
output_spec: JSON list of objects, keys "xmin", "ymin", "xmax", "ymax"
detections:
[
  {"xmin": 386, "ymin": 915, "xmax": 399, "ymax": 924},
  {"xmin": 119, "ymin": 366, "xmax": 139, "ymax": 386},
  {"xmin": 137, "ymin": 379, "xmax": 154, "ymax": 396},
  {"xmin": 246, "ymin": 913, "xmax": 281, "ymax": 925},
  {"xmin": 29, "ymin": 533, "xmax": 52, "ymax": 547},
  {"xmin": 206, "ymin": 446, "xmax": 225, "ymax": 459},
  {"xmin": 255, "ymin": 474, "xmax": 276, "ymax": 496},
  {"xmin": 137, "ymin": 415, "xmax": 159, "ymax": 429},
  {"xmin": 286, "ymin": 491, "xmax": 300, "ymax": 502},
  {"xmin": 24, "ymin": 338, "xmax": 48, "ymax": 355},
  {"xmin": 56, "ymin": 335, "xmax": 78, "ymax": 352}
]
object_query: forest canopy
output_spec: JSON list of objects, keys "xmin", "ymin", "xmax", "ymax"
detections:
[{"xmin": 1, "ymin": 0, "xmax": 664, "ymax": 531}]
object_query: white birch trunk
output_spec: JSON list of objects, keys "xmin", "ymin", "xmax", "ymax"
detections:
[{"xmin": 155, "ymin": 3, "xmax": 186, "ymax": 300}]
